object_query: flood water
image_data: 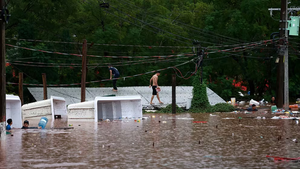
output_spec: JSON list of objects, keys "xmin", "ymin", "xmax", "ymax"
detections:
[{"xmin": 1, "ymin": 112, "xmax": 300, "ymax": 168}]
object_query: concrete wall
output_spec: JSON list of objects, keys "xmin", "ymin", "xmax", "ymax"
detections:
[{"xmin": 28, "ymin": 86, "xmax": 225, "ymax": 108}]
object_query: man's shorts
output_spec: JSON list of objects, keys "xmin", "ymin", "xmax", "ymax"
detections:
[{"xmin": 152, "ymin": 86, "xmax": 157, "ymax": 95}]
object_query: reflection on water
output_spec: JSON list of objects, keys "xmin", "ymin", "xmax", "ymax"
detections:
[{"xmin": 1, "ymin": 113, "xmax": 300, "ymax": 168}]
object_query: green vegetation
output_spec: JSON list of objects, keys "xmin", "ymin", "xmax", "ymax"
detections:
[
  {"xmin": 157, "ymin": 104, "xmax": 184, "ymax": 113},
  {"xmin": 5, "ymin": 0, "xmax": 300, "ymax": 103},
  {"xmin": 211, "ymin": 103, "xmax": 235, "ymax": 112},
  {"xmin": 190, "ymin": 72, "xmax": 210, "ymax": 112},
  {"xmin": 189, "ymin": 72, "xmax": 235, "ymax": 113}
]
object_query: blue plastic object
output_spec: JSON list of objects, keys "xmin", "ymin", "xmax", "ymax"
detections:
[{"xmin": 38, "ymin": 117, "xmax": 48, "ymax": 129}]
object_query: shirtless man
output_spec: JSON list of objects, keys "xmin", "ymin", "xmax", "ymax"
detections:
[{"xmin": 149, "ymin": 71, "xmax": 163, "ymax": 105}]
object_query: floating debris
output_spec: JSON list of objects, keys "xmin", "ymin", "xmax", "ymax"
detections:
[
  {"xmin": 192, "ymin": 121, "xmax": 207, "ymax": 124},
  {"xmin": 175, "ymin": 117, "xmax": 194, "ymax": 120},
  {"xmin": 266, "ymin": 155, "xmax": 300, "ymax": 162}
]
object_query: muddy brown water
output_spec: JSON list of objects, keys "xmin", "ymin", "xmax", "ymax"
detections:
[{"xmin": 1, "ymin": 112, "xmax": 300, "ymax": 169}]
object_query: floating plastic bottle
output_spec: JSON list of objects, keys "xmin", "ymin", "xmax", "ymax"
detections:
[{"xmin": 38, "ymin": 117, "xmax": 48, "ymax": 129}]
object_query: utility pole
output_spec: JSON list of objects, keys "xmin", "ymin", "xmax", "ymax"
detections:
[
  {"xmin": 19, "ymin": 72, "xmax": 23, "ymax": 105},
  {"xmin": 172, "ymin": 74, "xmax": 176, "ymax": 114},
  {"xmin": 193, "ymin": 40, "xmax": 203, "ymax": 83},
  {"xmin": 273, "ymin": 0, "xmax": 287, "ymax": 109},
  {"xmin": 42, "ymin": 73, "xmax": 47, "ymax": 100},
  {"xmin": 81, "ymin": 40, "xmax": 87, "ymax": 102},
  {"xmin": 0, "ymin": 0, "xmax": 6, "ymax": 136},
  {"xmin": 269, "ymin": 2, "xmax": 300, "ymax": 109},
  {"xmin": 283, "ymin": 0, "xmax": 289, "ymax": 110}
]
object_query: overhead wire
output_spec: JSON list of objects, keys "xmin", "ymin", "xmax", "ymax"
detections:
[{"xmin": 116, "ymin": 0, "xmax": 244, "ymax": 44}]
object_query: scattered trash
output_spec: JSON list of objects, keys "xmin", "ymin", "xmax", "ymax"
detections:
[
  {"xmin": 278, "ymin": 136, "xmax": 281, "ymax": 141},
  {"xmin": 239, "ymin": 101, "xmax": 245, "ymax": 107},
  {"xmin": 137, "ymin": 119, "xmax": 140, "ymax": 122},
  {"xmin": 260, "ymin": 136, "xmax": 263, "ymax": 138},
  {"xmin": 272, "ymin": 109, "xmax": 285, "ymax": 113},
  {"xmin": 250, "ymin": 99, "xmax": 259, "ymax": 106},
  {"xmin": 271, "ymin": 116, "xmax": 297, "ymax": 120},
  {"xmin": 162, "ymin": 121, "xmax": 167, "ymax": 123},
  {"xmin": 175, "ymin": 118, "xmax": 194, "ymax": 120},
  {"xmin": 204, "ymin": 155, "xmax": 222, "ymax": 158},
  {"xmin": 152, "ymin": 116, "xmax": 155, "ymax": 118},
  {"xmin": 232, "ymin": 133, "xmax": 234, "ymax": 136},
  {"xmin": 210, "ymin": 114, "xmax": 217, "ymax": 117},
  {"xmin": 223, "ymin": 117, "xmax": 235, "ymax": 119},
  {"xmin": 105, "ymin": 119, "xmax": 110, "ymax": 122},
  {"xmin": 238, "ymin": 117, "xmax": 242, "ymax": 119},
  {"xmin": 69, "ymin": 124, "xmax": 73, "ymax": 127},
  {"xmin": 256, "ymin": 116, "xmax": 261, "ymax": 119},
  {"xmin": 271, "ymin": 105, "xmax": 277, "ymax": 112},
  {"xmin": 266, "ymin": 155, "xmax": 300, "ymax": 162},
  {"xmin": 292, "ymin": 139, "xmax": 298, "ymax": 143},
  {"xmin": 192, "ymin": 121, "xmax": 207, "ymax": 124}
]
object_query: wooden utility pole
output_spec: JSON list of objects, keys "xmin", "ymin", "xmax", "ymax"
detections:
[
  {"xmin": 282, "ymin": 0, "xmax": 289, "ymax": 110},
  {"xmin": 42, "ymin": 73, "xmax": 47, "ymax": 100},
  {"xmin": 172, "ymin": 74, "xmax": 176, "ymax": 114},
  {"xmin": 276, "ymin": 0, "xmax": 288, "ymax": 109},
  {"xmin": 0, "ymin": 0, "xmax": 6, "ymax": 132},
  {"xmin": 81, "ymin": 40, "xmax": 87, "ymax": 102},
  {"xmin": 19, "ymin": 72, "xmax": 23, "ymax": 105}
]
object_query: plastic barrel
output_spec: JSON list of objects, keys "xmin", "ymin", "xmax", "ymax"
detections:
[
  {"xmin": 271, "ymin": 106, "xmax": 277, "ymax": 112},
  {"xmin": 38, "ymin": 117, "xmax": 48, "ymax": 129}
]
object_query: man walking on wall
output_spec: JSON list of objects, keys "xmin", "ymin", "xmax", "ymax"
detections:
[
  {"xmin": 108, "ymin": 65, "xmax": 120, "ymax": 92},
  {"xmin": 149, "ymin": 71, "xmax": 163, "ymax": 105}
]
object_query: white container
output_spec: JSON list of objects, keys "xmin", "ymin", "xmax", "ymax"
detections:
[
  {"xmin": 6, "ymin": 94, "xmax": 22, "ymax": 128},
  {"xmin": 22, "ymin": 96, "xmax": 67, "ymax": 119},
  {"xmin": 68, "ymin": 101, "xmax": 94, "ymax": 119},
  {"xmin": 231, "ymin": 98, "xmax": 236, "ymax": 106},
  {"xmin": 250, "ymin": 99, "xmax": 259, "ymax": 106},
  {"xmin": 239, "ymin": 101, "xmax": 246, "ymax": 107},
  {"xmin": 94, "ymin": 95, "xmax": 142, "ymax": 122},
  {"xmin": 186, "ymin": 97, "xmax": 192, "ymax": 109}
]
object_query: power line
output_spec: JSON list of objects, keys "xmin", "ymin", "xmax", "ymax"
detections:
[
  {"xmin": 7, "ymin": 57, "xmax": 197, "ymax": 86},
  {"xmin": 115, "ymin": 0, "xmax": 244, "ymax": 44}
]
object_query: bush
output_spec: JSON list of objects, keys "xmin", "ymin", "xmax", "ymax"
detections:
[
  {"xmin": 189, "ymin": 72, "xmax": 210, "ymax": 113},
  {"xmin": 157, "ymin": 104, "xmax": 184, "ymax": 113},
  {"xmin": 190, "ymin": 72, "xmax": 210, "ymax": 111},
  {"xmin": 211, "ymin": 103, "xmax": 235, "ymax": 112}
]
